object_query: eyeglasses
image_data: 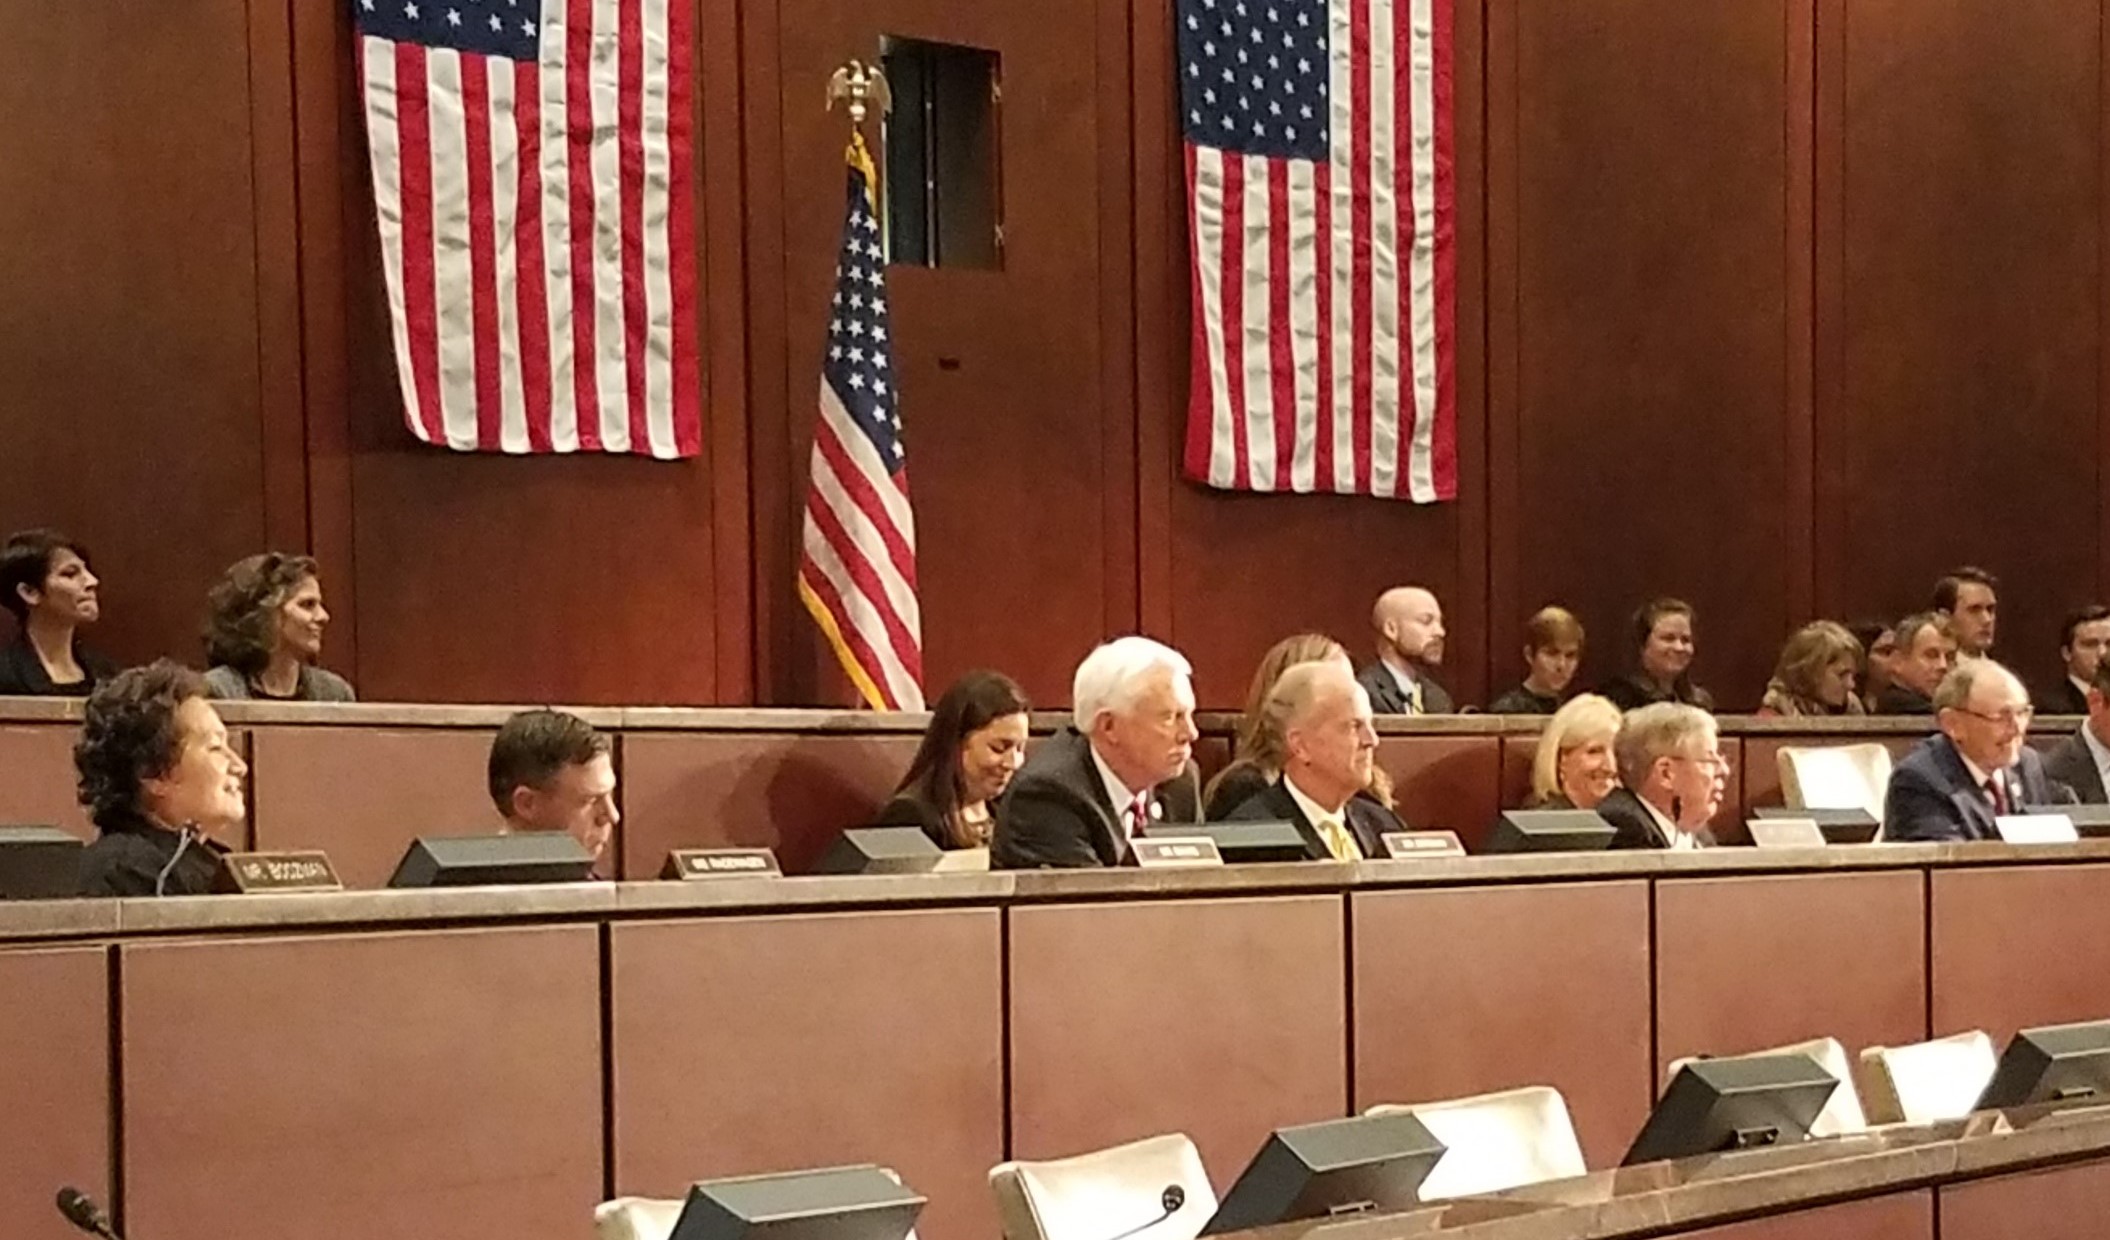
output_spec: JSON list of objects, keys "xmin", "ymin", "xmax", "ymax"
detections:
[
  {"xmin": 1954, "ymin": 706, "xmax": 2033, "ymax": 729},
  {"xmin": 1672, "ymin": 752, "xmax": 1732, "ymax": 772}
]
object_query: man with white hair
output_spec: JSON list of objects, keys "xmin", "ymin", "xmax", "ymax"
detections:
[
  {"xmin": 1592, "ymin": 703, "xmax": 1725, "ymax": 849},
  {"xmin": 1357, "ymin": 586, "xmax": 1454, "ymax": 714},
  {"xmin": 1884, "ymin": 660, "xmax": 2069, "ymax": 842},
  {"xmin": 1227, "ymin": 661, "xmax": 1406, "ymax": 860},
  {"xmin": 991, "ymin": 636, "xmax": 1202, "ymax": 868}
]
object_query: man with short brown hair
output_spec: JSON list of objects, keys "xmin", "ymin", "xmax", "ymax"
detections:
[{"xmin": 488, "ymin": 709, "xmax": 619, "ymax": 862}]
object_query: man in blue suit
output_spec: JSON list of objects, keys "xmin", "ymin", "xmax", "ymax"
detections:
[{"xmin": 1884, "ymin": 659, "xmax": 2069, "ymax": 842}]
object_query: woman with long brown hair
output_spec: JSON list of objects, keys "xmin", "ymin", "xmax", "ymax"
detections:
[
  {"xmin": 876, "ymin": 669, "xmax": 1031, "ymax": 848},
  {"xmin": 1204, "ymin": 633, "xmax": 1396, "ymax": 819}
]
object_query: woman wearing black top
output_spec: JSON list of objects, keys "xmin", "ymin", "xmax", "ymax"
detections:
[
  {"xmin": 0, "ymin": 529, "xmax": 117, "ymax": 696},
  {"xmin": 876, "ymin": 670, "xmax": 1030, "ymax": 849},
  {"xmin": 75, "ymin": 661, "xmax": 250, "ymax": 897},
  {"xmin": 1486, "ymin": 606, "xmax": 1585, "ymax": 715},
  {"xmin": 1599, "ymin": 598, "xmax": 1715, "ymax": 712}
]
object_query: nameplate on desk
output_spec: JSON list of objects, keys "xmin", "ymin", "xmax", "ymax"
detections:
[
  {"xmin": 1129, "ymin": 837, "xmax": 1225, "ymax": 868},
  {"xmin": 215, "ymin": 851, "xmax": 343, "ymax": 893},
  {"xmin": 1379, "ymin": 830, "xmax": 1465, "ymax": 859},
  {"xmin": 662, "ymin": 848, "xmax": 782, "ymax": 880},
  {"xmin": 1748, "ymin": 818, "xmax": 1827, "ymax": 849},
  {"xmin": 1995, "ymin": 814, "xmax": 2079, "ymax": 845}
]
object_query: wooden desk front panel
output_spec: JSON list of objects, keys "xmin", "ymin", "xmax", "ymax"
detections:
[
  {"xmin": 0, "ymin": 724, "xmax": 91, "ymax": 838},
  {"xmin": 1931, "ymin": 865, "xmax": 2110, "ymax": 1044},
  {"xmin": 248, "ymin": 726, "xmax": 500, "ymax": 885},
  {"xmin": 119, "ymin": 926, "xmax": 601, "ymax": 1240},
  {"xmin": 1008, "ymin": 897, "xmax": 1347, "ymax": 1183},
  {"xmin": 1656, "ymin": 872, "xmax": 1927, "ymax": 1080},
  {"xmin": 1678, "ymin": 1191, "xmax": 1932, "ymax": 1238},
  {"xmin": 609, "ymin": 910, "xmax": 1004, "ymax": 1240},
  {"xmin": 1351, "ymin": 882, "xmax": 1652, "ymax": 1168},
  {"xmin": 1939, "ymin": 1160, "xmax": 2110, "ymax": 1239},
  {"xmin": 0, "ymin": 947, "xmax": 109, "ymax": 1240}
]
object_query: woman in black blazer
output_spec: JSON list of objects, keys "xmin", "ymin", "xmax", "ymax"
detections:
[
  {"xmin": 1599, "ymin": 597, "xmax": 1715, "ymax": 712},
  {"xmin": 0, "ymin": 528, "xmax": 116, "ymax": 696},
  {"xmin": 876, "ymin": 670, "xmax": 1031, "ymax": 849}
]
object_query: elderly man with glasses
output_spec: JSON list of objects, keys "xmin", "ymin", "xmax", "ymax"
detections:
[
  {"xmin": 1594, "ymin": 703, "xmax": 1728, "ymax": 850},
  {"xmin": 1883, "ymin": 660, "xmax": 2071, "ymax": 842}
]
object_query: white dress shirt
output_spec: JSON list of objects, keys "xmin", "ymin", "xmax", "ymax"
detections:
[
  {"xmin": 1282, "ymin": 774, "xmax": 1361, "ymax": 860},
  {"xmin": 1640, "ymin": 795, "xmax": 1702, "ymax": 850},
  {"xmin": 1089, "ymin": 744, "xmax": 1151, "ymax": 838}
]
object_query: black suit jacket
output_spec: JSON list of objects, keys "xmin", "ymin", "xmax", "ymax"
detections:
[
  {"xmin": 990, "ymin": 728, "xmax": 1202, "ymax": 869},
  {"xmin": 873, "ymin": 790, "xmax": 992, "ymax": 850},
  {"xmin": 1225, "ymin": 777, "xmax": 1406, "ymax": 860},
  {"xmin": 1870, "ymin": 684, "xmax": 1935, "ymax": 716},
  {"xmin": 1594, "ymin": 787, "xmax": 1716, "ymax": 850},
  {"xmin": 2040, "ymin": 727, "xmax": 2107, "ymax": 806},
  {"xmin": 0, "ymin": 634, "xmax": 116, "ymax": 697},
  {"xmin": 1882, "ymin": 734, "xmax": 2067, "ymax": 842},
  {"xmin": 1356, "ymin": 661, "xmax": 1454, "ymax": 715},
  {"xmin": 2036, "ymin": 678, "xmax": 2091, "ymax": 717}
]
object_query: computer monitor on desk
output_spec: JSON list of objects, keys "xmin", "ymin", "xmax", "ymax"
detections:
[
  {"xmin": 1201, "ymin": 1113, "xmax": 1446, "ymax": 1234},
  {"xmin": 1481, "ymin": 810, "xmax": 1616, "ymax": 855},
  {"xmin": 1623, "ymin": 1055, "xmax": 1839, "ymax": 1166},
  {"xmin": 1751, "ymin": 807, "xmax": 1880, "ymax": 844},
  {"xmin": 387, "ymin": 833, "xmax": 597, "ymax": 887},
  {"xmin": 669, "ymin": 1165, "xmax": 924, "ymax": 1240},
  {"xmin": 1977, "ymin": 1021, "xmax": 2110, "ymax": 1110},
  {"xmin": 2030, "ymin": 804, "xmax": 2110, "ymax": 839},
  {"xmin": 0, "ymin": 825, "xmax": 84, "ymax": 899},
  {"xmin": 1178, "ymin": 820, "xmax": 1317, "ymax": 864}
]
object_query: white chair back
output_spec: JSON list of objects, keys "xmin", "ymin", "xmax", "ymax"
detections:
[
  {"xmin": 933, "ymin": 847, "xmax": 992, "ymax": 872},
  {"xmin": 989, "ymin": 1134, "xmax": 1216, "ymax": 1240},
  {"xmin": 1777, "ymin": 743, "xmax": 1893, "ymax": 824},
  {"xmin": 1666, "ymin": 1036, "xmax": 1868, "ymax": 1137},
  {"xmin": 1858, "ymin": 1031, "xmax": 1999, "ymax": 1124},
  {"xmin": 1365, "ymin": 1086, "xmax": 1586, "ymax": 1200},
  {"xmin": 594, "ymin": 1197, "xmax": 684, "ymax": 1240}
]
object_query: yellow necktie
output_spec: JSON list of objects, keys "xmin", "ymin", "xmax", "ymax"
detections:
[{"xmin": 1319, "ymin": 816, "xmax": 1362, "ymax": 861}]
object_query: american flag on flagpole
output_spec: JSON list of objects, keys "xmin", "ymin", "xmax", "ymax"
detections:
[
  {"xmin": 1178, "ymin": 0, "xmax": 1456, "ymax": 501},
  {"xmin": 797, "ymin": 137, "xmax": 926, "ymax": 711},
  {"xmin": 353, "ymin": 0, "xmax": 701, "ymax": 457}
]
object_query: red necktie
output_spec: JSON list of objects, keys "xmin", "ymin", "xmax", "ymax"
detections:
[
  {"xmin": 1986, "ymin": 776, "xmax": 2009, "ymax": 816},
  {"xmin": 1126, "ymin": 794, "xmax": 1152, "ymax": 838}
]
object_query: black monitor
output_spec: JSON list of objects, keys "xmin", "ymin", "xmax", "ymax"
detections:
[
  {"xmin": 1751, "ymin": 806, "xmax": 1881, "ymax": 844},
  {"xmin": 0, "ymin": 826, "xmax": 84, "ymax": 899},
  {"xmin": 1178, "ymin": 820, "xmax": 1317, "ymax": 863},
  {"xmin": 1481, "ymin": 809, "xmax": 1616, "ymax": 854},
  {"xmin": 1976, "ymin": 1021, "xmax": 2110, "ymax": 1110},
  {"xmin": 1201, "ymin": 1112, "xmax": 1447, "ymax": 1235},
  {"xmin": 668, "ymin": 1165, "xmax": 924, "ymax": 1240},
  {"xmin": 386, "ymin": 833, "xmax": 597, "ymax": 888},
  {"xmin": 2026, "ymin": 804, "xmax": 2110, "ymax": 839},
  {"xmin": 1622, "ymin": 1054, "xmax": 1839, "ymax": 1166},
  {"xmin": 811, "ymin": 828, "xmax": 943, "ymax": 875}
]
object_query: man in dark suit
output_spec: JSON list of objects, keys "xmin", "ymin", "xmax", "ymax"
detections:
[
  {"xmin": 1870, "ymin": 613, "xmax": 1956, "ymax": 715},
  {"xmin": 1357, "ymin": 585, "xmax": 1455, "ymax": 714},
  {"xmin": 1591, "ymin": 703, "xmax": 1724, "ymax": 849},
  {"xmin": 2036, "ymin": 605, "xmax": 2110, "ymax": 717},
  {"xmin": 992, "ymin": 636, "xmax": 1202, "ymax": 868},
  {"xmin": 1933, "ymin": 566, "xmax": 2000, "ymax": 659},
  {"xmin": 1227, "ymin": 661, "xmax": 1407, "ymax": 859},
  {"xmin": 2042, "ymin": 660, "xmax": 2110, "ymax": 804},
  {"xmin": 1884, "ymin": 660, "xmax": 2067, "ymax": 842}
]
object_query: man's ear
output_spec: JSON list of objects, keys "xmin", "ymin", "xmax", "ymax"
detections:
[{"xmin": 507, "ymin": 783, "xmax": 537, "ymax": 821}]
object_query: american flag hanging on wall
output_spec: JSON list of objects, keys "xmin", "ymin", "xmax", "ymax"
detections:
[
  {"xmin": 353, "ymin": 0, "xmax": 700, "ymax": 457},
  {"xmin": 797, "ymin": 136, "xmax": 926, "ymax": 711},
  {"xmin": 1177, "ymin": 0, "xmax": 1456, "ymax": 500}
]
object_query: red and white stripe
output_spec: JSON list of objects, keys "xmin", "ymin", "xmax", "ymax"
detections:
[
  {"xmin": 1183, "ymin": 0, "xmax": 1455, "ymax": 502},
  {"xmin": 355, "ymin": 0, "xmax": 699, "ymax": 457}
]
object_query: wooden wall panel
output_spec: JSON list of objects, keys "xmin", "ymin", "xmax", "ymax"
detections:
[
  {"xmin": 0, "ymin": 725, "xmax": 92, "ymax": 839},
  {"xmin": 248, "ymin": 727, "xmax": 499, "ymax": 886},
  {"xmin": 1497, "ymin": 0, "xmax": 1800, "ymax": 712},
  {"xmin": 120, "ymin": 927, "xmax": 602, "ymax": 1240},
  {"xmin": 1940, "ymin": 1161, "xmax": 2110, "ymax": 1240},
  {"xmin": 1822, "ymin": 0, "xmax": 2100, "ymax": 695},
  {"xmin": 1678, "ymin": 1192, "xmax": 1932, "ymax": 1239},
  {"xmin": 0, "ymin": 0, "xmax": 273, "ymax": 668},
  {"xmin": 0, "ymin": 948, "xmax": 109, "ymax": 1240},
  {"xmin": 1931, "ymin": 865, "xmax": 2110, "ymax": 1045},
  {"xmin": 1377, "ymin": 736, "xmax": 1503, "ymax": 846},
  {"xmin": 610, "ymin": 911, "xmax": 1003, "ymax": 1240}
]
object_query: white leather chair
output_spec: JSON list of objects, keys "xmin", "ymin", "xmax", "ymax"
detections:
[
  {"xmin": 1666, "ymin": 1037, "xmax": 1868, "ymax": 1137},
  {"xmin": 1777, "ymin": 743, "xmax": 1893, "ymax": 826},
  {"xmin": 594, "ymin": 1196, "xmax": 684, "ymax": 1240},
  {"xmin": 1858, "ymin": 1031, "xmax": 1999, "ymax": 1124},
  {"xmin": 989, "ymin": 1134, "xmax": 1216, "ymax": 1240},
  {"xmin": 1365, "ymin": 1086, "xmax": 1586, "ymax": 1199}
]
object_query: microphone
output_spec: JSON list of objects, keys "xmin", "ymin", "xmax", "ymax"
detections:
[
  {"xmin": 1099, "ymin": 1184, "xmax": 1188, "ymax": 1240},
  {"xmin": 55, "ymin": 1187, "xmax": 121, "ymax": 1240}
]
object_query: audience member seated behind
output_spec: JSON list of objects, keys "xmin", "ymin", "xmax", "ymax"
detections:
[
  {"xmin": 2037, "ymin": 604, "xmax": 2110, "ymax": 716},
  {"xmin": 488, "ymin": 709, "xmax": 619, "ymax": 864},
  {"xmin": 1204, "ymin": 633, "xmax": 1396, "ymax": 819},
  {"xmin": 74, "ymin": 661, "xmax": 248, "ymax": 897},
  {"xmin": 1598, "ymin": 598, "xmax": 1714, "ymax": 712},
  {"xmin": 2042, "ymin": 658, "xmax": 2110, "ymax": 804},
  {"xmin": 1527, "ymin": 693, "xmax": 1622, "ymax": 811},
  {"xmin": 202, "ymin": 553, "xmax": 355, "ymax": 702},
  {"xmin": 1870, "ymin": 612, "xmax": 1955, "ymax": 715},
  {"xmin": 1883, "ymin": 660, "xmax": 2067, "ymax": 843},
  {"xmin": 1849, "ymin": 618, "xmax": 1897, "ymax": 713},
  {"xmin": 1487, "ymin": 606, "xmax": 1584, "ymax": 715},
  {"xmin": 1357, "ymin": 585, "xmax": 1454, "ymax": 714},
  {"xmin": 876, "ymin": 670, "xmax": 1029, "ymax": 849},
  {"xmin": 991, "ymin": 636, "xmax": 1201, "ymax": 868},
  {"xmin": 1226, "ymin": 661, "xmax": 1406, "ymax": 860},
  {"xmin": 0, "ymin": 529, "xmax": 116, "ymax": 696},
  {"xmin": 1758, "ymin": 621, "xmax": 1865, "ymax": 717},
  {"xmin": 1593, "ymin": 703, "xmax": 1725, "ymax": 849},
  {"xmin": 1934, "ymin": 566, "xmax": 1999, "ymax": 660}
]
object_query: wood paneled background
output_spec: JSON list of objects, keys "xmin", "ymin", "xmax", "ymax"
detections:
[{"xmin": 2, "ymin": 0, "xmax": 2105, "ymax": 709}]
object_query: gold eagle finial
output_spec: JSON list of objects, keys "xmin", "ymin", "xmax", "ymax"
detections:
[{"xmin": 826, "ymin": 59, "xmax": 892, "ymax": 127}]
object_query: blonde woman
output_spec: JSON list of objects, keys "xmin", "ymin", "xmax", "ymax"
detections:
[
  {"xmin": 1528, "ymin": 693, "xmax": 1622, "ymax": 811},
  {"xmin": 1759, "ymin": 621, "xmax": 1865, "ymax": 717},
  {"xmin": 1205, "ymin": 633, "xmax": 1397, "ymax": 819}
]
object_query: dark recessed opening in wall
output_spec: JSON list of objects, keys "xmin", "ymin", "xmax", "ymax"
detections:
[{"xmin": 880, "ymin": 36, "xmax": 1003, "ymax": 270}]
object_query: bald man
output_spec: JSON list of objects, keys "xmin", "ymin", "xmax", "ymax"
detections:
[
  {"xmin": 1357, "ymin": 586, "xmax": 1454, "ymax": 714},
  {"xmin": 1882, "ymin": 660, "xmax": 2069, "ymax": 842},
  {"xmin": 1227, "ymin": 661, "xmax": 1408, "ymax": 859}
]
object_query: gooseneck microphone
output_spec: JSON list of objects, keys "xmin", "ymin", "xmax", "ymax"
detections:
[
  {"xmin": 55, "ymin": 1187, "xmax": 122, "ymax": 1240},
  {"xmin": 1099, "ymin": 1184, "xmax": 1187, "ymax": 1240}
]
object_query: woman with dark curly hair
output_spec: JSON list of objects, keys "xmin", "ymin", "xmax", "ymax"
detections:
[
  {"xmin": 202, "ymin": 553, "xmax": 355, "ymax": 702},
  {"xmin": 0, "ymin": 528, "xmax": 117, "ymax": 696},
  {"xmin": 75, "ymin": 661, "xmax": 249, "ymax": 896}
]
